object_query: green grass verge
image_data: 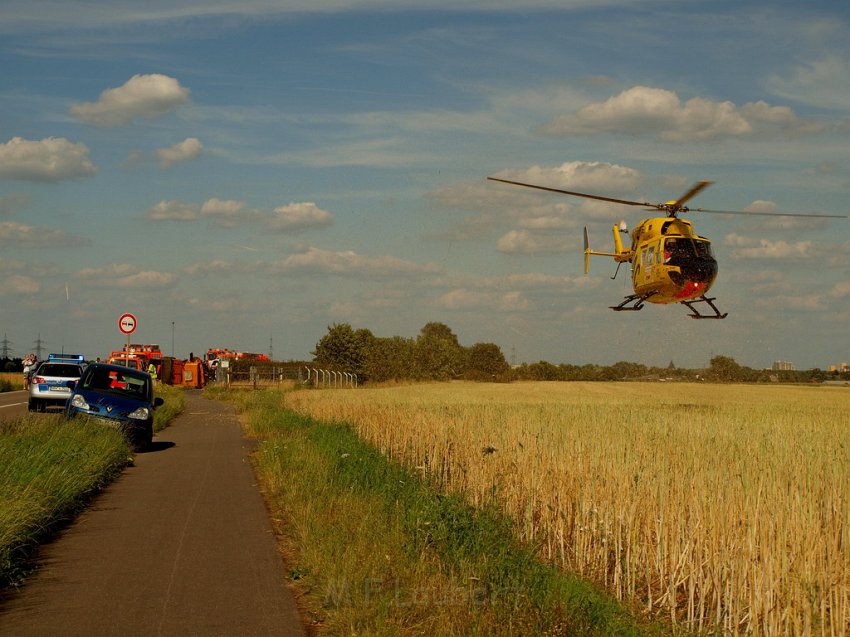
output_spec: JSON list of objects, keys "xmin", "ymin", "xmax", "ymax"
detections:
[
  {"xmin": 153, "ymin": 383, "xmax": 185, "ymax": 432},
  {"xmin": 216, "ymin": 388, "xmax": 666, "ymax": 636},
  {"xmin": 0, "ymin": 416, "xmax": 129, "ymax": 587},
  {"xmin": 0, "ymin": 384, "xmax": 185, "ymax": 588}
]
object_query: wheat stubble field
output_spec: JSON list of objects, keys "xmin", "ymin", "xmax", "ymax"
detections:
[{"xmin": 285, "ymin": 381, "xmax": 849, "ymax": 635}]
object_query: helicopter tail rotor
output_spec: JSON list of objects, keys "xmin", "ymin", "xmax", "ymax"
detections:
[{"xmin": 583, "ymin": 226, "xmax": 591, "ymax": 274}]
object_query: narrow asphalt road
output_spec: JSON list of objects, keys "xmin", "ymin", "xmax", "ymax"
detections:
[
  {"xmin": 0, "ymin": 391, "xmax": 306, "ymax": 636},
  {"xmin": 0, "ymin": 390, "xmax": 27, "ymax": 421}
]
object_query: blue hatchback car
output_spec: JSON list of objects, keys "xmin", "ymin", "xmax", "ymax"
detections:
[{"xmin": 65, "ymin": 362, "xmax": 163, "ymax": 451}]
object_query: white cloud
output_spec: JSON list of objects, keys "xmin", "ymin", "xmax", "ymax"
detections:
[
  {"xmin": 437, "ymin": 162, "xmax": 637, "ymax": 242},
  {"xmin": 755, "ymin": 294, "xmax": 823, "ymax": 311},
  {"xmin": 830, "ymin": 282, "xmax": 850, "ymax": 298},
  {"xmin": 499, "ymin": 272, "xmax": 591, "ymax": 290},
  {"xmin": 200, "ymin": 198, "xmax": 263, "ymax": 227},
  {"xmin": 493, "ymin": 161, "xmax": 642, "ymax": 193},
  {"xmin": 517, "ymin": 209, "xmax": 574, "ymax": 230},
  {"xmin": 186, "ymin": 297, "xmax": 243, "ymax": 313},
  {"xmin": 434, "ymin": 288, "xmax": 487, "ymax": 310},
  {"xmin": 77, "ymin": 263, "xmax": 138, "ymax": 278},
  {"xmin": 499, "ymin": 290, "xmax": 532, "ymax": 311},
  {"xmin": 268, "ymin": 202, "xmax": 333, "ymax": 232},
  {"xmin": 273, "ymin": 246, "xmax": 440, "ymax": 276},
  {"xmin": 0, "ymin": 137, "xmax": 95, "ymax": 182},
  {"xmin": 434, "ymin": 288, "xmax": 534, "ymax": 312},
  {"xmin": 0, "ymin": 220, "xmax": 89, "ymax": 247},
  {"xmin": 147, "ymin": 200, "xmax": 200, "ymax": 221},
  {"xmin": 119, "ymin": 271, "xmax": 177, "ymax": 288},
  {"xmin": 767, "ymin": 56, "xmax": 850, "ymax": 110},
  {"xmin": 540, "ymin": 86, "xmax": 825, "ymax": 141},
  {"xmin": 76, "ymin": 263, "xmax": 176, "ymax": 289},
  {"xmin": 2, "ymin": 274, "xmax": 41, "ymax": 295},
  {"xmin": 497, "ymin": 229, "xmax": 573, "ymax": 254},
  {"xmin": 184, "ymin": 259, "xmax": 234, "ymax": 277},
  {"xmin": 157, "ymin": 137, "xmax": 203, "ymax": 168},
  {"xmin": 724, "ymin": 233, "xmax": 814, "ymax": 259},
  {"xmin": 70, "ymin": 74, "xmax": 190, "ymax": 127},
  {"xmin": 124, "ymin": 149, "xmax": 145, "ymax": 168},
  {"xmin": 0, "ymin": 1, "xmax": 648, "ymax": 36},
  {"xmin": 147, "ymin": 197, "xmax": 297, "ymax": 228}
]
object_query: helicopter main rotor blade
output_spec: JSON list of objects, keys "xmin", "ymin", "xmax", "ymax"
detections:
[
  {"xmin": 672, "ymin": 180, "xmax": 713, "ymax": 208},
  {"xmin": 488, "ymin": 175, "xmax": 850, "ymax": 219},
  {"xmin": 487, "ymin": 177, "xmax": 662, "ymax": 210},
  {"xmin": 692, "ymin": 208, "xmax": 850, "ymax": 219}
]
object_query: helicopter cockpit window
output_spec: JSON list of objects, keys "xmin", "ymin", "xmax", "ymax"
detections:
[
  {"xmin": 693, "ymin": 240, "xmax": 713, "ymax": 257},
  {"xmin": 664, "ymin": 238, "xmax": 694, "ymax": 262}
]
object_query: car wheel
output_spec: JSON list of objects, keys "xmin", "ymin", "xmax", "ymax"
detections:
[
  {"xmin": 131, "ymin": 425, "xmax": 154, "ymax": 452},
  {"xmin": 28, "ymin": 399, "xmax": 37, "ymax": 412}
]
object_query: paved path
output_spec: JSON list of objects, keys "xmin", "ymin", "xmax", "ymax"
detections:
[{"xmin": 0, "ymin": 391, "xmax": 305, "ymax": 636}]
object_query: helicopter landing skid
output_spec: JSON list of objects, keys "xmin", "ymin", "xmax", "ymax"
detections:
[
  {"xmin": 680, "ymin": 296, "xmax": 728, "ymax": 319},
  {"xmin": 610, "ymin": 292, "xmax": 657, "ymax": 311}
]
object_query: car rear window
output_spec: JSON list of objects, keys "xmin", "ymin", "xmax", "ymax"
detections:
[{"xmin": 37, "ymin": 364, "xmax": 82, "ymax": 378}]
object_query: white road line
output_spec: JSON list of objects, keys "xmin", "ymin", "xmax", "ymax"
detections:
[{"xmin": 0, "ymin": 402, "xmax": 25, "ymax": 408}]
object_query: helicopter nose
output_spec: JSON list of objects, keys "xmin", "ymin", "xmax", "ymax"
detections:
[{"xmin": 680, "ymin": 257, "xmax": 718, "ymax": 283}]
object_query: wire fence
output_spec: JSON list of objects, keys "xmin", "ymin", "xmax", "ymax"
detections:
[{"xmin": 214, "ymin": 366, "xmax": 358, "ymax": 389}]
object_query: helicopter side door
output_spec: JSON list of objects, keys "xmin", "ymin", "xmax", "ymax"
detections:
[{"xmin": 645, "ymin": 245, "xmax": 655, "ymax": 280}]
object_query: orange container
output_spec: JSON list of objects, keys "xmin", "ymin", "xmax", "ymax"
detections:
[
  {"xmin": 182, "ymin": 361, "xmax": 204, "ymax": 388},
  {"xmin": 171, "ymin": 359, "xmax": 185, "ymax": 386}
]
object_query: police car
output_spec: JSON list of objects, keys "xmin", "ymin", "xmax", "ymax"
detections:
[{"xmin": 28, "ymin": 353, "xmax": 86, "ymax": 412}]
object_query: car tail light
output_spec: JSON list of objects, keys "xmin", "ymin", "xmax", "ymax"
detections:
[{"xmin": 34, "ymin": 376, "xmax": 46, "ymax": 383}]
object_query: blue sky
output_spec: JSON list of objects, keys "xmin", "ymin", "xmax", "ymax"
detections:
[{"xmin": 2, "ymin": 0, "xmax": 850, "ymax": 369}]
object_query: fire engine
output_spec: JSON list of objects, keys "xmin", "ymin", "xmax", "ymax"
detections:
[
  {"xmin": 205, "ymin": 348, "xmax": 269, "ymax": 369},
  {"xmin": 108, "ymin": 344, "xmax": 163, "ymax": 372}
]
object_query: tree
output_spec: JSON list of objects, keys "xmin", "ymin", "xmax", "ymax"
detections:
[
  {"xmin": 708, "ymin": 355, "xmax": 744, "ymax": 382},
  {"xmin": 365, "ymin": 336, "xmax": 416, "ymax": 382},
  {"xmin": 528, "ymin": 361, "xmax": 563, "ymax": 381},
  {"xmin": 413, "ymin": 322, "xmax": 466, "ymax": 380},
  {"xmin": 312, "ymin": 323, "xmax": 375, "ymax": 379},
  {"xmin": 465, "ymin": 343, "xmax": 510, "ymax": 381}
]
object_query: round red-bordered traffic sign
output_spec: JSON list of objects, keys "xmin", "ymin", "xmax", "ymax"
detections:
[{"xmin": 118, "ymin": 312, "xmax": 137, "ymax": 335}]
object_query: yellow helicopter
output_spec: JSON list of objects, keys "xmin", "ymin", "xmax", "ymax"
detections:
[{"xmin": 488, "ymin": 176, "xmax": 849, "ymax": 319}]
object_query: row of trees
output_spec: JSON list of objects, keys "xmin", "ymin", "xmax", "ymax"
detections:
[
  {"xmin": 312, "ymin": 322, "xmax": 510, "ymax": 383},
  {"xmin": 311, "ymin": 323, "xmax": 847, "ymax": 385},
  {"xmin": 511, "ymin": 355, "xmax": 835, "ymax": 383}
]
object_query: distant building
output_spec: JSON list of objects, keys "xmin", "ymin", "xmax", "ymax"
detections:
[
  {"xmin": 772, "ymin": 360, "xmax": 796, "ymax": 371},
  {"xmin": 827, "ymin": 362, "xmax": 849, "ymax": 373}
]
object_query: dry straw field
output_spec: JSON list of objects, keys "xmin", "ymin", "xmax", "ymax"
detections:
[{"xmin": 285, "ymin": 381, "xmax": 850, "ymax": 635}]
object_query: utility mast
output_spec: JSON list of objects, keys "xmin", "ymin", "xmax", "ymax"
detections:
[
  {"xmin": 33, "ymin": 333, "xmax": 45, "ymax": 360},
  {"xmin": 268, "ymin": 336, "xmax": 273, "ymax": 361},
  {"xmin": 0, "ymin": 333, "xmax": 11, "ymax": 359}
]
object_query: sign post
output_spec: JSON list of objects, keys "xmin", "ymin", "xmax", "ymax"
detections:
[{"xmin": 118, "ymin": 313, "xmax": 137, "ymax": 363}]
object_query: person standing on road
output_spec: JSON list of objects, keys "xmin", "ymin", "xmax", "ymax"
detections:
[
  {"xmin": 148, "ymin": 361, "xmax": 158, "ymax": 385},
  {"xmin": 22, "ymin": 354, "xmax": 37, "ymax": 390}
]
